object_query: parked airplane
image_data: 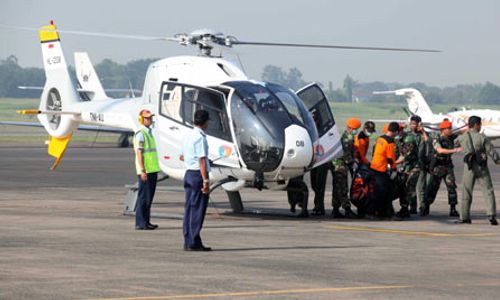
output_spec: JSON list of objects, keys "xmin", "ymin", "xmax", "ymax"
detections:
[{"xmin": 374, "ymin": 88, "xmax": 500, "ymax": 138}]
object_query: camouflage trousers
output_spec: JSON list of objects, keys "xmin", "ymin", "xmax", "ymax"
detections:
[
  {"xmin": 416, "ymin": 170, "xmax": 427, "ymax": 209},
  {"xmin": 425, "ymin": 165, "xmax": 457, "ymax": 206},
  {"xmin": 330, "ymin": 163, "xmax": 351, "ymax": 209},
  {"xmin": 399, "ymin": 167, "xmax": 420, "ymax": 209}
]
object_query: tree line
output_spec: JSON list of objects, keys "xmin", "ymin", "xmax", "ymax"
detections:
[
  {"xmin": 262, "ymin": 65, "xmax": 500, "ymax": 105},
  {"xmin": 1, "ymin": 55, "xmax": 499, "ymax": 105},
  {"xmin": 0, "ymin": 55, "xmax": 156, "ymax": 98}
]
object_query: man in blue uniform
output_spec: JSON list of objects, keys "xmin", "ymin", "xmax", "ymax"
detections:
[{"xmin": 181, "ymin": 110, "xmax": 212, "ymax": 251}]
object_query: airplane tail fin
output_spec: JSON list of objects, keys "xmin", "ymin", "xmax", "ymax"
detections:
[
  {"xmin": 74, "ymin": 52, "xmax": 108, "ymax": 100},
  {"xmin": 373, "ymin": 88, "xmax": 433, "ymax": 117}
]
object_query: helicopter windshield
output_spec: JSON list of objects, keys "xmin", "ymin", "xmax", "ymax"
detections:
[
  {"xmin": 224, "ymin": 81, "xmax": 318, "ymax": 173},
  {"xmin": 264, "ymin": 82, "xmax": 318, "ymax": 142},
  {"xmin": 224, "ymin": 81, "xmax": 291, "ymax": 173}
]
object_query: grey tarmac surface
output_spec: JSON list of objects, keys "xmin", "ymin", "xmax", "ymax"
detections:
[{"xmin": 1, "ymin": 146, "xmax": 500, "ymax": 300}]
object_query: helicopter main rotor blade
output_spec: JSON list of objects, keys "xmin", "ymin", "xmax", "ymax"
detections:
[
  {"xmin": 232, "ymin": 41, "xmax": 441, "ymax": 53},
  {"xmin": 0, "ymin": 24, "xmax": 178, "ymax": 42}
]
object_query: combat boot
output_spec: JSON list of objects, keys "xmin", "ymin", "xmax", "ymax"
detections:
[
  {"xmin": 311, "ymin": 208, "xmax": 325, "ymax": 216},
  {"xmin": 331, "ymin": 207, "xmax": 345, "ymax": 218},
  {"xmin": 449, "ymin": 205, "xmax": 459, "ymax": 217},
  {"xmin": 419, "ymin": 205, "xmax": 429, "ymax": 216},
  {"xmin": 454, "ymin": 219, "xmax": 472, "ymax": 224},
  {"xmin": 395, "ymin": 207, "xmax": 410, "ymax": 218},
  {"xmin": 343, "ymin": 207, "xmax": 358, "ymax": 219},
  {"xmin": 489, "ymin": 216, "xmax": 498, "ymax": 226}
]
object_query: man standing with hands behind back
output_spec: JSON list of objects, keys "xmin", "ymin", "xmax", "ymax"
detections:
[
  {"xmin": 181, "ymin": 110, "xmax": 212, "ymax": 251},
  {"xmin": 134, "ymin": 108, "xmax": 160, "ymax": 230}
]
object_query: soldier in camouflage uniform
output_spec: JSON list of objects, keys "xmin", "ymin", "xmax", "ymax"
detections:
[
  {"xmin": 330, "ymin": 118, "xmax": 361, "ymax": 218},
  {"xmin": 424, "ymin": 120, "xmax": 461, "ymax": 217},
  {"xmin": 395, "ymin": 129, "xmax": 420, "ymax": 218},
  {"xmin": 405, "ymin": 115, "xmax": 430, "ymax": 216},
  {"xmin": 456, "ymin": 116, "xmax": 500, "ymax": 225}
]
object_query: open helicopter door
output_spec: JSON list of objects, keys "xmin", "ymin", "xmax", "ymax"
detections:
[
  {"xmin": 296, "ymin": 83, "xmax": 341, "ymax": 167},
  {"xmin": 157, "ymin": 82, "xmax": 240, "ymax": 178}
]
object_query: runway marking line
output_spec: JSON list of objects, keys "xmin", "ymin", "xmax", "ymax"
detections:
[
  {"xmin": 90, "ymin": 285, "xmax": 411, "ymax": 300},
  {"xmin": 326, "ymin": 224, "xmax": 497, "ymax": 237},
  {"xmin": 90, "ymin": 281, "xmax": 500, "ymax": 300}
]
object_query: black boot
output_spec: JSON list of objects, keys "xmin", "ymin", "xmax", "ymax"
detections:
[
  {"xmin": 311, "ymin": 208, "xmax": 325, "ymax": 216},
  {"xmin": 449, "ymin": 205, "xmax": 459, "ymax": 217},
  {"xmin": 344, "ymin": 207, "xmax": 358, "ymax": 219},
  {"xmin": 410, "ymin": 207, "xmax": 418, "ymax": 215},
  {"xmin": 419, "ymin": 205, "xmax": 430, "ymax": 217},
  {"xmin": 331, "ymin": 207, "xmax": 345, "ymax": 218},
  {"xmin": 297, "ymin": 210, "xmax": 309, "ymax": 218},
  {"xmin": 395, "ymin": 207, "xmax": 410, "ymax": 218},
  {"xmin": 489, "ymin": 216, "xmax": 498, "ymax": 226}
]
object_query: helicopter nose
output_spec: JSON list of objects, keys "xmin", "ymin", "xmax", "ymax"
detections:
[{"xmin": 280, "ymin": 124, "xmax": 313, "ymax": 169}]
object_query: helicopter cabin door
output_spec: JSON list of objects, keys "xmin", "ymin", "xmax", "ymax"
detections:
[
  {"xmin": 296, "ymin": 83, "xmax": 342, "ymax": 168},
  {"xmin": 157, "ymin": 82, "xmax": 240, "ymax": 175}
]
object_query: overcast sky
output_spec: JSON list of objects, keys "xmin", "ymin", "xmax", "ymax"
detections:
[{"xmin": 1, "ymin": 0, "xmax": 499, "ymax": 88}]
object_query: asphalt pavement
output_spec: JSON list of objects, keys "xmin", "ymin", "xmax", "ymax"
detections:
[{"xmin": 1, "ymin": 146, "xmax": 500, "ymax": 300}]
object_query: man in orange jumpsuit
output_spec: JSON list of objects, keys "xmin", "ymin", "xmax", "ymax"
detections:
[
  {"xmin": 369, "ymin": 122, "xmax": 401, "ymax": 218},
  {"xmin": 354, "ymin": 121, "xmax": 376, "ymax": 166}
]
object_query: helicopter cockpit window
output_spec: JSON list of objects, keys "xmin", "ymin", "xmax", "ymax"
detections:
[
  {"xmin": 159, "ymin": 82, "xmax": 231, "ymax": 141},
  {"xmin": 265, "ymin": 82, "xmax": 318, "ymax": 142}
]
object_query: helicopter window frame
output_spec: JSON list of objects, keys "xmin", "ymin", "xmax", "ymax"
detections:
[
  {"xmin": 296, "ymin": 83, "xmax": 336, "ymax": 137},
  {"xmin": 159, "ymin": 81, "xmax": 232, "ymax": 142}
]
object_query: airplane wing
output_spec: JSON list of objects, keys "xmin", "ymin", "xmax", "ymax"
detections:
[{"xmin": 0, "ymin": 121, "xmax": 133, "ymax": 133}]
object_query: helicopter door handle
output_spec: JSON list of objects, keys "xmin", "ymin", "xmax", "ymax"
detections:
[{"xmin": 169, "ymin": 126, "xmax": 179, "ymax": 130}]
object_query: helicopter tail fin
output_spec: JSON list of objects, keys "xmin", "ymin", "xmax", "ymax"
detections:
[
  {"xmin": 39, "ymin": 21, "xmax": 81, "ymax": 110},
  {"xmin": 37, "ymin": 21, "xmax": 80, "ymax": 169},
  {"xmin": 74, "ymin": 52, "xmax": 108, "ymax": 100}
]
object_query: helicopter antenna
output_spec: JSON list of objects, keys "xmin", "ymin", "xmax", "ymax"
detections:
[{"xmin": 236, "ymin": 53, "xmax": 247, "ymax": 75}]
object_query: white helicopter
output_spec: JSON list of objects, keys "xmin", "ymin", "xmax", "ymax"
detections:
[
  {"xmin": 374, "ymin": 88, "xmax": 500, "ymax": 138},
  {"xmin": 5, "ymin": 21, "xmax": 439, "ymax": 213}
]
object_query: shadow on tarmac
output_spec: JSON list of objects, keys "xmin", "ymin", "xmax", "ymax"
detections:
[{"xmin": 210, "ymin": 245, "xmax": 374, "ymax": 252}]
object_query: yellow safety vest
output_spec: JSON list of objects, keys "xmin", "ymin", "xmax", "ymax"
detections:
[{"xmin": 134, "ymin": 128, "xmax": 160, "ymax": 175}]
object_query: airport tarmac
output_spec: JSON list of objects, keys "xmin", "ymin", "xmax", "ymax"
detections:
[{"xmin": 1, "ymin": 146, "xmax": 500, "ymax": 300}]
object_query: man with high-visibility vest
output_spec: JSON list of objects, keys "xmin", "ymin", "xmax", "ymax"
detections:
[{"xmin": 134, "ymin": 109, "xmax": 161, "ymax": 230}]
